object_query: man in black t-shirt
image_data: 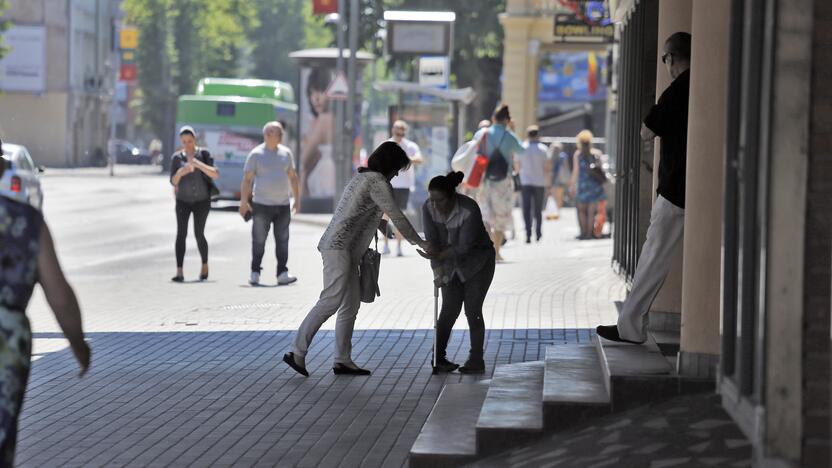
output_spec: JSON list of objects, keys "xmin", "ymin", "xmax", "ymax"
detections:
[{"xmin": 597, "ymin": 32, "xmax": 692, "ymax": 344}]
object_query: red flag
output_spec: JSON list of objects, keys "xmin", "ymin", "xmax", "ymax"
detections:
[{"xmin": 313, "ymin": 0, "xmax": 337, "ymax": 15}]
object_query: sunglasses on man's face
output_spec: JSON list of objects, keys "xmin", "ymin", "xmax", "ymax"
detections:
[{"xmin": 661, "ymin": 52, "xmax": 672, "ymax": 64}]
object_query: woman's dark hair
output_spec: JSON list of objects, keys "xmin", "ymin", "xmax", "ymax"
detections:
[
  {"xmin": 365, "ymin": 141, "xmax": 410, "ymax": 176},
  {"xmin": 493, "ymin": 104, "xmax": 511, "ymax": 123},
  {"xmin": 306, "ymin": 67, "xmax": 332, "ymax": 118},
  {"xmin": 428, "ymin": 171, "xmax": 465, "ymax": 197},
  {"xmin": 665, "ymin": 32, "xmax": 692, "ymax": 62}
]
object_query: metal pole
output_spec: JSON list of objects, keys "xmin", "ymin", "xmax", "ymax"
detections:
[
  {"xmin": 333, "ymin": 0, "xmax": 346, "ymax": 204},
  {"xmin": 109, "ymin": 16, "xmax": 119, "ymax": 177},
  {"xmin": 346, "ymin": 0, "xmax": 359, "ymax": 183}
]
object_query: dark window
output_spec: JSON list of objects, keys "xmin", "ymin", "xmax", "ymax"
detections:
[{"xmin": 217, "ymin": 102, "xmax": 236, "ymax": 117}]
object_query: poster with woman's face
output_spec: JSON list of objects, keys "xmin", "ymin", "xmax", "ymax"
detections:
[{"xmin": 299, "ymin": 66, "xmax": 336, "ymax": 199}]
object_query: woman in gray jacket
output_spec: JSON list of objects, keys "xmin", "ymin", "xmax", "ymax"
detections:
[
  {"xmin": 284, "ymin": 142, "xmax": 432, "ymax": 377},
  {"xmin": 421, "ymin": 171, "xmax": 496, "ymax": 374}
]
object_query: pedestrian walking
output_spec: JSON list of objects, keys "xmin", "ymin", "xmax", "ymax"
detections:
[
  {"xmin": 384, "ymin": 120, "xmax": 424, "ymax": 257},
  {"xmin": 169, "ymin": 126, "xmax": 219, "ymax": 282},
  {"xmin": 517, "ymin": 125, "xmax": 552, "ymax": 243},
  {"xmin": 421, "ymin": 171, "xmax": 496, "ymax": 374},
  {"xmin": 239, "ymin": 122, "xmax": 301, "ymax": 286},
  {"xmin": 283, "ymin": 141, "xmax": 434, "ymax": 377},
  {"xmin": 569, "ymin": 130, "xmax": 606, "ymax": 240},
  {"xmin": 474, "ymin": 105, "xmax": 525, "ymax": 262},
  {"xmin": 597, "ymin": 32, "xmax": 691, "ymax": 344},
  {"xmin": 550, "ymin": 141, "xmax": 570, "ymax": 210},
  {"xmin": 0, "ymin": 142, "xmax": 91, "ymax": 465}
]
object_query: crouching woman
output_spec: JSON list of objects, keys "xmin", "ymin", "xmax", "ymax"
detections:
[{"xmin": 421, "ymin": 171, "xmax": 496, "ymax": 374}]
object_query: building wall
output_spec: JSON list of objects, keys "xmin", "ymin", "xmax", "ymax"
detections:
[
  {"xmin": 0, "ymin": 93, "xmax": 68, "ymax": 166},
  {"xmin": 0, "ymin": 0, "xmax": 111, "ymax": 167},
  {"xmin": 803, "ymin": 0, "xmax": 832, "ymax": 464}
]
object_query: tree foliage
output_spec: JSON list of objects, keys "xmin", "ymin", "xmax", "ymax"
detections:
[
  {"xmin": 123, "ymin": 0, "xmax": 257, "ymax": 157},
  {"xmin": 0, "ymin": 0, "xmax": 11, "ymax": 60}
]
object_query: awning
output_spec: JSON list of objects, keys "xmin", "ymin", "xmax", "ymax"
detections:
[{"xmin": 372, "ymin": 81, "xmax": 476, "ymax": 105}]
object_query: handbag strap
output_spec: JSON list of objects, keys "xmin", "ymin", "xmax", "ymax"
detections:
[{"xmin": 374, "ymin": 231, "xmax": 379, "ymax": 252}]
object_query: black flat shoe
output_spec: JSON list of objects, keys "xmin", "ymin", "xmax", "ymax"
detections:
[
  {"xmin": 332, "ymin": 363, "xmax": 371, "ymax": 376},
  {"xmin": 433, "ymin": 357, "xmax": 460, "ymax": 373},
  {"xmin": 595, "ymin": 325, "xmax": 646, "ymax": 345},
  {"xmin": 171, "ymin": 275, "xmax": 184, "ymax": 283},
  {"xmin": 199, "ymin": 272, "xmax": 208, "ymax": 281},
  {"xmin": 459, "ymin": 359, "xmax": 485, "ymax": 374},
  {"xmin": 283, "ymin": 352, "xmax": 309, "ymax": 377}
]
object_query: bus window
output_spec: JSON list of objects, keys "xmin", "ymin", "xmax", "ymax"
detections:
[{"xmin": 217, "ymin": 102, "xmax": 236, "ymax": 117}]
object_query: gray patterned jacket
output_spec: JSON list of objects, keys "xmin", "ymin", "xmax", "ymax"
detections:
[{"xmin": 317, "ymin": 170, "xmax": 422, "ymax": 255}]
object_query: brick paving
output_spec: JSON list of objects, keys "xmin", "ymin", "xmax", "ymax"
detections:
[{"xmin": 17, "ymin": 168, "xmax": 624, "ymax": 467}]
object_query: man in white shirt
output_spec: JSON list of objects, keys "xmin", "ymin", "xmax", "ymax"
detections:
[
  {"xmin": 240, "ymin": 122, "xmax": 301, "ymax": 286},
  {"xmin": 385, "ymin": 120, "xmax": 423, "ymax": 256},
  {"xmin": 517, "ymin": 125, "xmax": 552, "ymax": 243}
]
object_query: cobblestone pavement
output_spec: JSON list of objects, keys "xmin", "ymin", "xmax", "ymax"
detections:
[
  {"xmin": 19, "ymin": 167, "xmax": 624, "ymax": 467},
  {"xmin": 470, "ymin": 393, "xmax": 752, "ymax": 468}
]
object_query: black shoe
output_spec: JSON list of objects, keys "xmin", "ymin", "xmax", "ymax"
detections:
[
  {"xmin": 500, "ymin": 238, "xmax": 507, "ymax": 246},
  {"xmin": 433, "ymin": 357, "xmax": 460, "ymax": 373},
  {"xmin": 199, "ymin": 272, "xmax": 208, "ymax": 281},
  {"xmin": 283, "ymin": 352, "xmax": 309, "ymax": 377},
  {"xmin": 595, "ymin": 325, "xmax": 646, "ymax": 345},
  {"xmin": 171, "ymin": 275, "xmax": 184, "ymax": 283},
  {"xmin": 332, "ymin": 363, "xmax": 371, "ymax": 376},
  {"xmin": 459, "ymin": 359, "xmax": 485, "ymax": 374},
  {"xmin": 525, "ymin": 238, "xmax": 531, "ymax": 244}
]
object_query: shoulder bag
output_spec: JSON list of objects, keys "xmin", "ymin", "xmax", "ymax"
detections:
[
  {"xmin": 198, "ymin": 149, "xmax": 221, "ymax": 200},
  {"xmin": 360, "ymin": 233, "xmax": 382, "ymax": 303}
]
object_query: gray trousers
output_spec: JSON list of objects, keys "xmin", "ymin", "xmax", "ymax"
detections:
[
  {"xmin": 617, "ymin": 196, "xmax": 685, "ymax": 342},
  {"xmin": 293, "ymin": 249, "xmax": 361, "ymax": 364}
]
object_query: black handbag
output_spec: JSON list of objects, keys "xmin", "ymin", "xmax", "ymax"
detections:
[
  {"xmin": 359, "ymin": 233, "xmax": 382, "ymax": 303},
  {"xmin": 585, "ymin": 153, "xmax": 607, "ymax": 184},
  {"xmin": 512, "ymin": 172, "xmax": 522, "ymax": 192},
  {"xmin": 198, "ymin": 149, "xmax": 220, "ymax": 200}
]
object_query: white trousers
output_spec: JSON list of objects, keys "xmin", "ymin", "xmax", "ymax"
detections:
[
  {"xmin": 293, "ymin": 249, "xmax": 361, "ymax": 364},
  {"xmin": 617, "ymin": 195, "xmax": 685, "ymax": 342}
]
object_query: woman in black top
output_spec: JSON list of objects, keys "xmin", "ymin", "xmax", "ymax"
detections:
[
  {"xmin": 421, "ymin": 171, "xmax": 496, "ymax": 374},
  {"xmin": 169, "ymin": 126, "xmax": 219, "ymax": 282}
]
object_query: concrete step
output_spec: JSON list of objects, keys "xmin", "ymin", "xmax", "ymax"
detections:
[
  {"xmin": 651, "ymin": 329, "xmax": 681, "ymax": 356},
  {"xmin": 595, "ymin": 334, "xmax": 679, "ymax": 411},
  {"xmin": 475, "ymin": 361, "xmax": 544, "ymax": 455},
  {"xmin": 542, "ymin": 345, "xmax": 611, "ymax": 430},
  {"xmin": 409, "ymin": 382, "xmax": 490, "ymax": 468}
]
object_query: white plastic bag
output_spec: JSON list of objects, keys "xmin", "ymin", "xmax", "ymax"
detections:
[{"xmin": 544, "ymin": 195, "xmax": 560, "ymax": 221}]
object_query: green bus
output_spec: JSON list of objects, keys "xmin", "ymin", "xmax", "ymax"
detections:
[{"xmin": 176, "ymin": 78, "xmax": 298, "ymax": 200}]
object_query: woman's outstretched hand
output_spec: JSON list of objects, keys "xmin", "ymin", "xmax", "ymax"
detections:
[{"xmin": 417, "ymin": 241, "xmax": 438, "ymax": 260}]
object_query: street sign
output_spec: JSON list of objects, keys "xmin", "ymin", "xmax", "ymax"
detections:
[
  {"xmin": 312, "ymin": 0, "xmax": 337, "ymax": 15},
  {"xmin": 120, "ymin": 63, "xmax": 137, "ymax": 82},
  {"xmin": 418, "ymin": 57, "xmax": 449, "ymax": 88},
  {"xmin": 120, "ymin": 27, "xmax": 139, "ymax": 50},
  {"xmin": 325, "ymin": 72, "xmax": 349, "ymax": 100}
]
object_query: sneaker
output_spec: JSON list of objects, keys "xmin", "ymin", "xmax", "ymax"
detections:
[
  {"xmin": 396, "ymin": 246, "xmax": 403, "ymax": 257},
  {"xmin": 382, "ymin": 244, "xmax": 391, "ymax": 255},
  {"xmin": 277, "ymin": 271, "xmax": 297, "ymax": 285},
  {"xmin": 249, "ymin": 271, "xmax": 260, "ymax": 286}
]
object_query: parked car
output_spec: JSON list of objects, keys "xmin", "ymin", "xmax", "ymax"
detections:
[
  {"xmin": 0, "ymin": 143, "xmax": 44, "ymax": 209},
  {"xmin": 112, "ymin": 139, "xmax": 154, "ymax": 165}
]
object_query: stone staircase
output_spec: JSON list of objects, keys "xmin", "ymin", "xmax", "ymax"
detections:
[{"xmin": 409, "ymin": 322, "xmax": 711, "ymax": 467}]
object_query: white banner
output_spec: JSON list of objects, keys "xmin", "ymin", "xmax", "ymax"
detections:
[{"xmin": 0, "ymin": 25, "xmax": 46, "ymax": 93}]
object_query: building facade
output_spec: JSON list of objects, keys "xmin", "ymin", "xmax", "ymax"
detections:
[
  {"xmin": 0, "ymin": 0, "xmax": 113, "ymax": 167},
  {"xmin": 498, "ymin": 0, "xmax": 829, "ymax": 465},
  {"xmin": 610, "ymin": 0, "xmax": 830, "ymax": 465}
]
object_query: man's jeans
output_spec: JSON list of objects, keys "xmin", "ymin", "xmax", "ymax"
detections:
[
  {"xmin": 521, "ymin": 185, "xmax": 546, "ymax": 240},
  {"xmin": 251, "ymin": 202, "xmax": 291, "ymax": 275}
]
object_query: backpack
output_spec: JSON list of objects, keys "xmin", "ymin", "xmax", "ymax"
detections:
[{"xmin": 485, "ymin": 131, "xmax": 509, "ymax": 181}]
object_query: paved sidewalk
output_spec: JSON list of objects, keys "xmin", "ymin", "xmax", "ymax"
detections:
[{"xmin": 19, "ymin": 169, "xmax": 625, "ymax": 467}]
